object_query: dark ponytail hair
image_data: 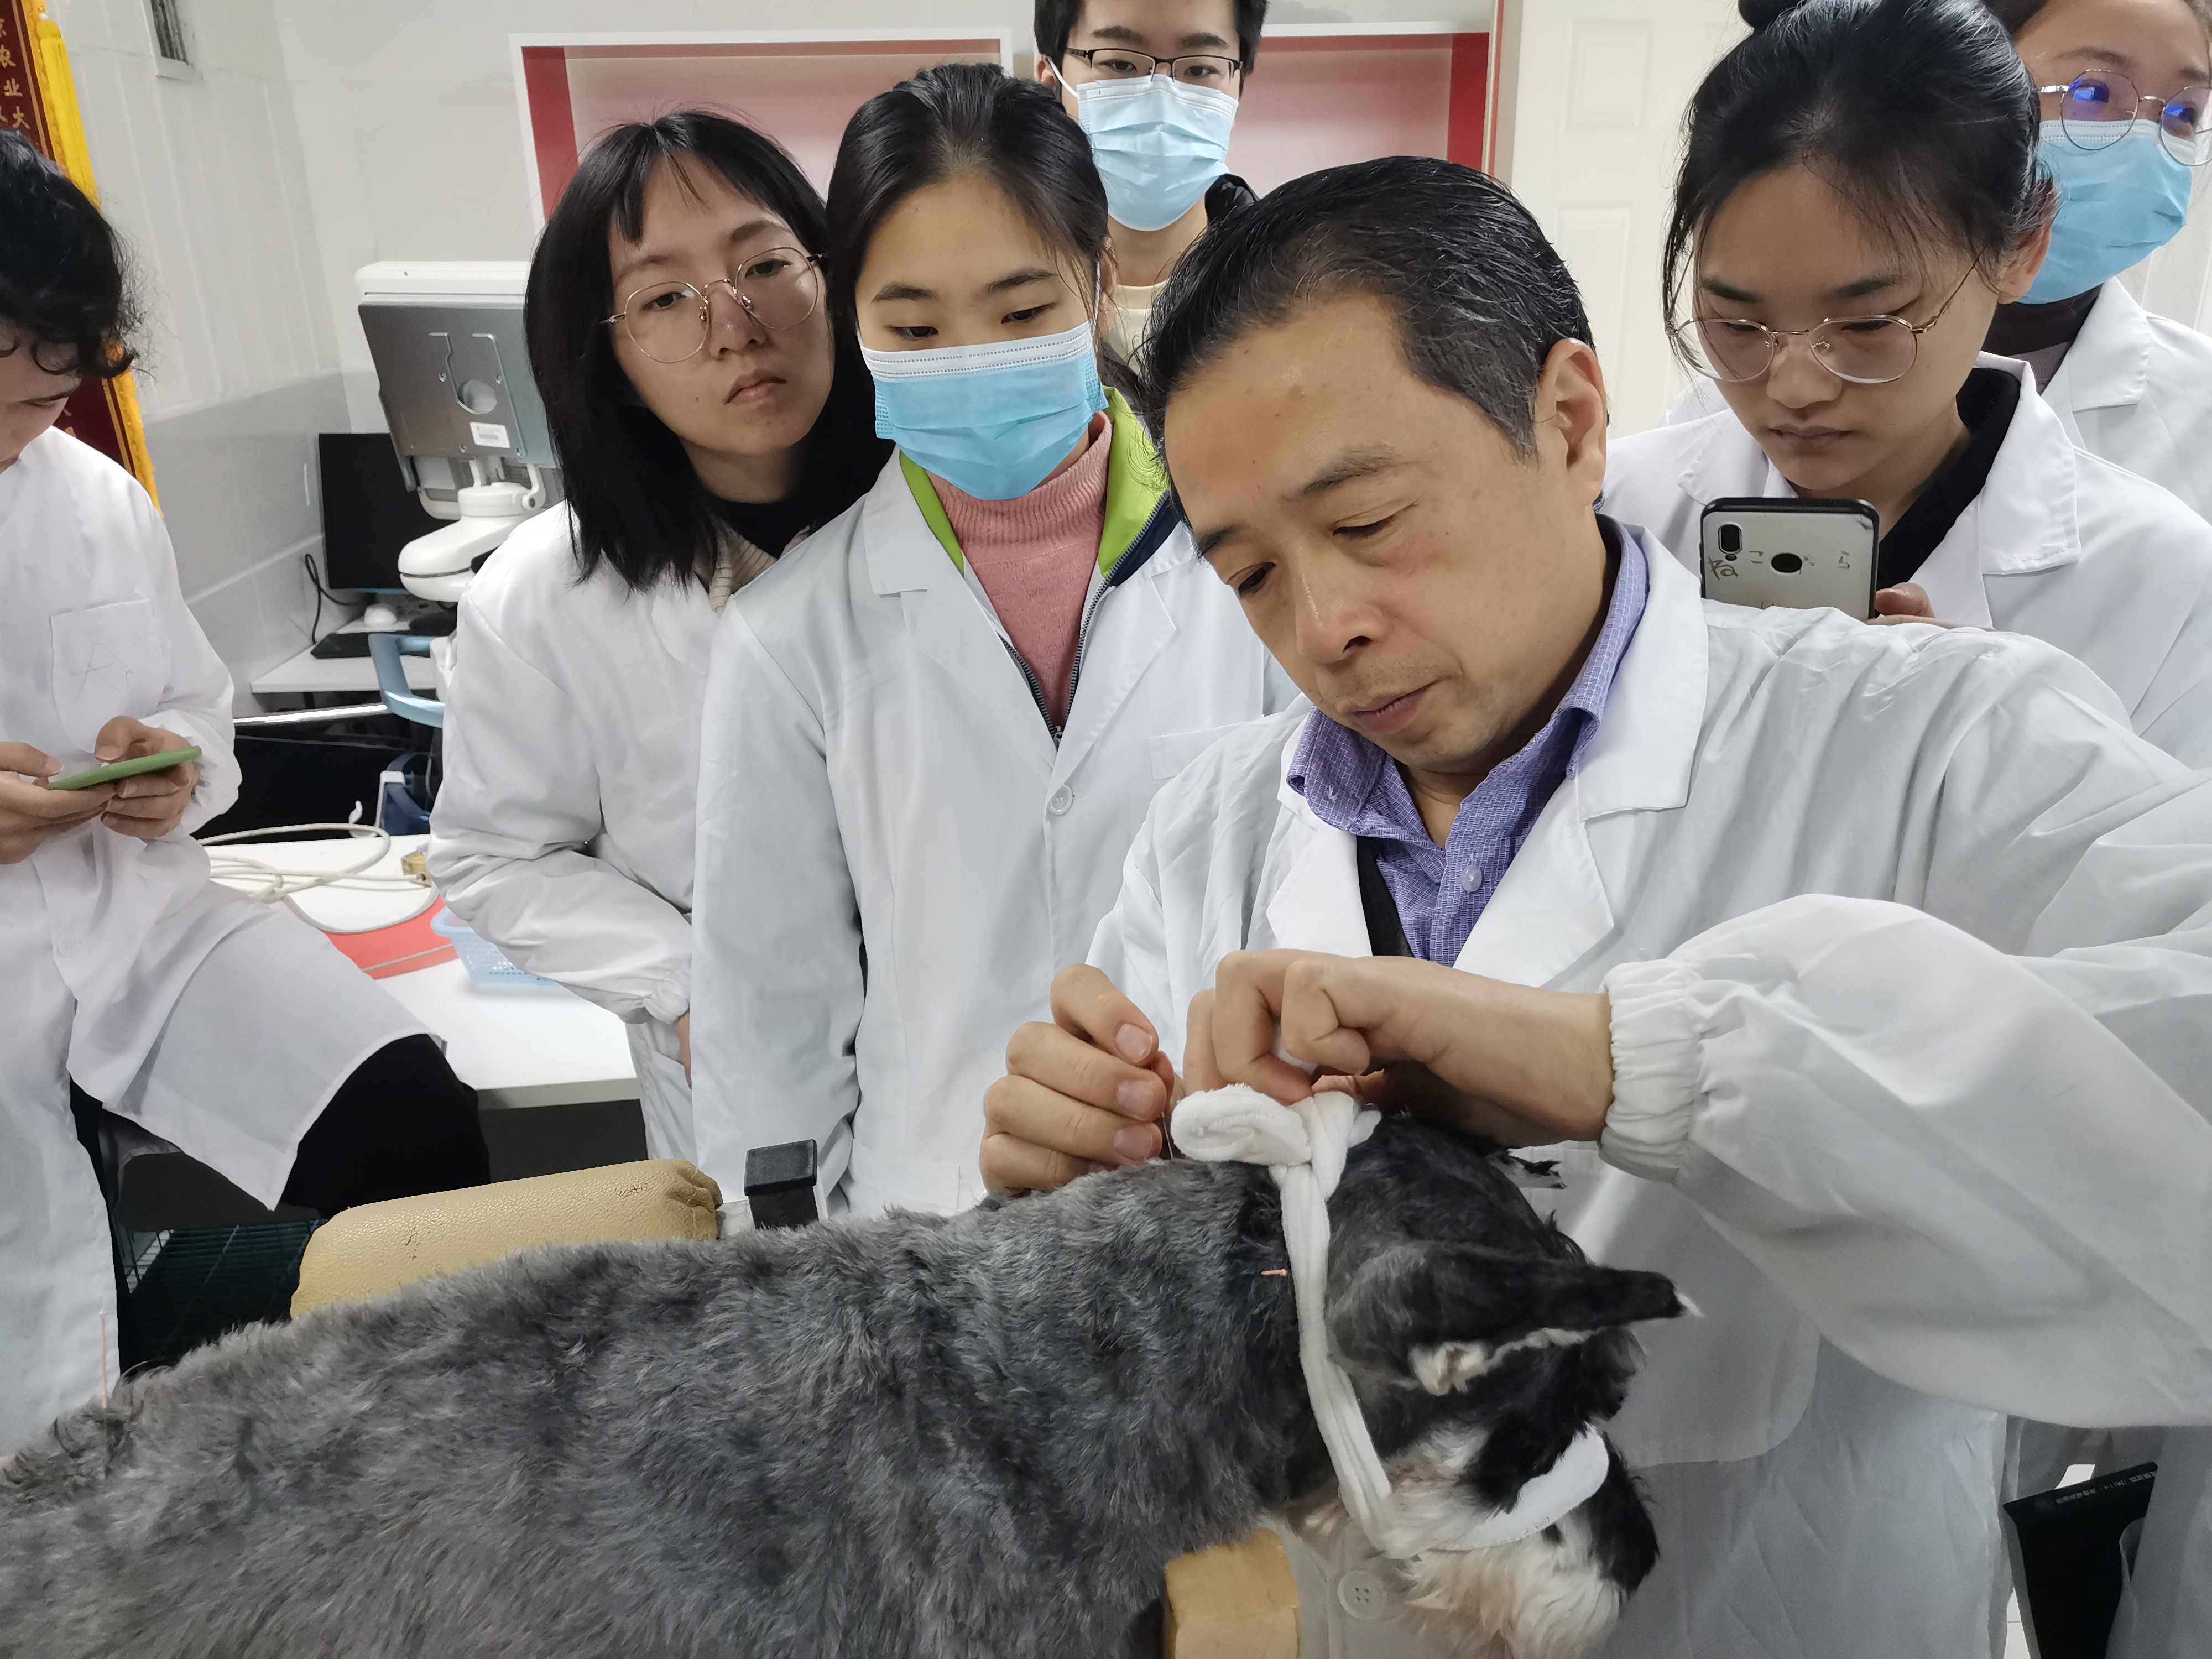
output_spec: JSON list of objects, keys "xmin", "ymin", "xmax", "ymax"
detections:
[
  {"xmin": 524, "ymin": 112, "xmax": 888, "ymax": 594},
  {"xmin": 1666, "ymin": 0, "xmax": 2052, "ymax": 346},
  {"xmin": 0, "ymin": 132, "xmax": 137, "ymax": 380},
  {"xmin": 826, "ymin": 64, "xmax": 1111, "ymax": 350}
]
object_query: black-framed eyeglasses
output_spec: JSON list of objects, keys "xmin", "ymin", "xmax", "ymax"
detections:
[
  {"xmin": 1675, "ymin": 268, "xmax": 1975, "ymax": 387},
  {"xmin": 1062, "ymin": 46, "xmax": 1242, "ymax": 87},
  {"xmin": 2038, "ymin": 71, "xmax": 2212, "ymax": 165},
  {"xmin": 603, "ymin": 248, "xmax": 822, "ymax": 364}
]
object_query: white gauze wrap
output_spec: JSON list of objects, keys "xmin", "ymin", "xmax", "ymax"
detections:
[{"xmin": 1171, "ymin": 1084, "xmax": 1611, "ymax": 1558}]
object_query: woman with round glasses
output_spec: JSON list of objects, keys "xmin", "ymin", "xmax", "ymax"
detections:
[
  {"xmin": 429, "ymin": 113, "xmax": 889, "ymax": 1161},
  {"xmin": 1604, "ymin": 0, "xmax": 2212, "ymax": 767},
  {"xmin": 1983, "ymin": 0, "xmax": 2212, "ymax": 522}
]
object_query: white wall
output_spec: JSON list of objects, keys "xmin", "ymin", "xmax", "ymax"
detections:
[
  {"xmin": 260, "ymin": 0, "xmax": 1495, "ymax": 427},
  {"xmin": 50, "ymin": 0, "xmax": 345, "ymax": 707}
]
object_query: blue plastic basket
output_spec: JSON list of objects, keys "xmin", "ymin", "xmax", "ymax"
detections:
[{"xmin": 430, "ymin": 909, "xmax": 557, "ymax": 988}]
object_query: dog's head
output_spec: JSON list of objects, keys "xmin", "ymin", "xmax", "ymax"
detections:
[{"xmin": 1303, "ymin": 1116, "xmax": 1686, "ymax": 1659}]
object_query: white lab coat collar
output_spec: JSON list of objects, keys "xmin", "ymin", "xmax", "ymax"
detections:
[
  {"xmin": 2045, "ymin": 280, "xmax": 2152, "ymax": 416},
  {"xmin": 856, "ymin": 453, "xmax": 1035, "ymax": 733},
  {"xmin": 857, "ymin": 448, "xmax": 1183, "ymax": 784},
  {"xmin": 1264, "ymin": 528, "xmax": 1707, "ymax": 983},
  {"xmin": 1672, "ymin": 354, "xmax": 2080, "ymax": 628},
  {"xmin": 863, "ymin": 453, "xmax": 943, "ymax": 598},
  {"xmin": 1455, "ymin": 534, "xmax": 1703, "ymax": 985}
]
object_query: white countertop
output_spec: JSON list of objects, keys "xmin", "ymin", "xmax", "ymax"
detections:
[
  {"xmin": 250, "ymin": 622, "xmax": 441, "ymax": 697},
  {"xmin": 208, "ymin": 832, "xmax": 637, "ymax": 1110}
]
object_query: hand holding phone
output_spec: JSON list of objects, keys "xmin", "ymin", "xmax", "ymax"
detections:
[
  {"xmin": 1700, "ymin": 498, "xmax": 1880, "ymax": 619},
  {"xmin": 1, "ymin": 742, "xmax": 116, "ymax": 864},
  {"xmin": 67, "ymin": 718, "xmax": 202, "ymax": 843}
]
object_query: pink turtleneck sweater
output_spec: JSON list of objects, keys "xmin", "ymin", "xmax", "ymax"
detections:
[{"xmin": 935, "ymin": 415, "xmax": 1111, "ymax": 729}]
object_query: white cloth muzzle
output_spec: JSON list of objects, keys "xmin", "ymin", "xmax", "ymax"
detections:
[{"xmin": 1171, "ymin": 1085, "xmax": 1611, "ymax": 1557}]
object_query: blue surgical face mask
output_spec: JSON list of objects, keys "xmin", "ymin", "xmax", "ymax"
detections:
[
  {"xmin": 862, "ymin": 312, "xmax": 1108, "ymax": 502},
  {"xmin": 1076, "ymin": 76, "xmax": 1239, "ymax": 234},
  {"xmin": 2025, "ymin": 119, "xmax": 2195, "ymax": 303}
]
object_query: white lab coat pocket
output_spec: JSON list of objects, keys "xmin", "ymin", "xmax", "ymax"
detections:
[
  {"xmin": 1149, "ymin": 722, "xmax": 1246, "ymax": 781},
  {"xmin": 50, "ymin": 599, "xmax": 162, "ymax": 753}
]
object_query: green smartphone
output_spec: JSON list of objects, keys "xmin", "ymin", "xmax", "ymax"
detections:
[{"xmin": 47, "ymin": 746, "xmax": 202, "ymax": 791}]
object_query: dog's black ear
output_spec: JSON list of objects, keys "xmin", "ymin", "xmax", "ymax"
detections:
[{"xmin": 1328, "ymin": 1243, "xmax": 1685, "ymax": 1395}]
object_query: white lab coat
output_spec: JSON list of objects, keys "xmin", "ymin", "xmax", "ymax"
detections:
[
  {"xmin": 2044, "ymin": 280, "xmax": 2212, "ymax": 525},
  {"xmin": 1087, "ymin": 531, "xmax": 2212, "ymax": 1658},
  {"xmin": 1667, "ymin": 285, "xmax": 2212, "ymax": 526},
  {"xmin": 689, "ymin": 452, "xmax": 1296, "ymax": 1216},
  {"xmin": 2108, "ymin": 1428, "xmax": 2212, "ymax": 1659},
  {"xmin": 1609, "ymin": 354, "xmax": 2212, "ymax": 766},
  {"xmin": 430, "ymin": 505, "xmax": 749, "ymax": 1161},
  {"xmin": 0, "ymin": 430, "xmax": 420, "ymax": 1449}
]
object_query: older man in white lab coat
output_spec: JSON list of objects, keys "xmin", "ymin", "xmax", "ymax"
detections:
[{"xmin": 980, "ymin": 157, "xmax": 2212, "ymax": 1659}]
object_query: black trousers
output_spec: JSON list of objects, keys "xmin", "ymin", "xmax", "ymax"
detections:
[
  {"xmin": 72, "ymin": 1032, "xmax": 489, "ymax": 1219},
  {"xmin": 279, "ymin": 1033, "xmax": 489, "ymax": 1214}
]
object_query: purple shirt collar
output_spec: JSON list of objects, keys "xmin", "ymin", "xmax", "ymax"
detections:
[{"xmin": 1286, "ymin": 522, "xmax": 1650, "ymax": 966}]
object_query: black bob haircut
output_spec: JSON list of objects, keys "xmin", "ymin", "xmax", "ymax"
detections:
[
  {"xmin": 1667, "ymin": 0, "xmax": 2051, "ymax": 357},
  {"xmin": 0, "ymin": 131, "xmax": 137, "ymax": 381},
  {"xmin": 1034, "ymin": 0, "xmax": 1269, "ymax": 76},
  {"xmin": 524, "ymin": 111, "xmax": 888, "ymax": 595},
  {"xmin": 828, "ymin": 64, "xmax": 1112, "ymax": 343},
  {"xmin": 1137, "ymin": 156, "xmax": 1593, "ymax": 459}
]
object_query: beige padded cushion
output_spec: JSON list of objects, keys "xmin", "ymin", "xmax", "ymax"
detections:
[
  {"xmin": 1163, "ymin": 1528, "xmax": 1301, "ymax": 1658},
  {"xmin": 290, "ymin": 1159, "xmax": 722, "ymax": 1317}
]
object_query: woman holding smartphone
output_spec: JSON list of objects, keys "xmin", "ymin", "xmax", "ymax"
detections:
[
  {"xmin": 2, "ymin": 135, "xmax": 484, "ymax": 1449},
  {"xmin": 1602, "ymin": 0, "xmax": 2212, "ymax": 765},
  {"xmin": 687, "ymin": 65, "xmax": 1293, "ymax": 1217},
  {"xmin": 429, "ymin": 113, "xmax": 887, "ymax": 1162}
]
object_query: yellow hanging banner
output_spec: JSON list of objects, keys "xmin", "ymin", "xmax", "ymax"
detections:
[{"xmin": 0, "ymin": 0, "xmax": 160, "ymax": 505}]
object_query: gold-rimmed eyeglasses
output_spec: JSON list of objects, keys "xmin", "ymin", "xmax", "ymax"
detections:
[
  {"xmin": 1062, "ymin": 46, "xmax": 1242, "ymax": 87},
  {"xmin": 2038, "ymin": 71, "xmax": 2212, "ymax": 166},
  {"xmin": 1674, "ymin": 268, "xmax": 1976, "ymax": 387},
  {"xmin": 603, "ymin": 248, "xmax": 822, "ymax": 364}
]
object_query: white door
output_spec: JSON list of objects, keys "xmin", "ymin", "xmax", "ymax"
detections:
[{"xmin": 1493, "ymin": 0, "xmax": 1745, "ymax": 436}]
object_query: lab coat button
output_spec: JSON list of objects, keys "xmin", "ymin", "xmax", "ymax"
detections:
[
  {"xmin": 1337, "ymin": 1569, "xmax": 1394, "ymax": 1620},
  {"xmin": 1048, "ymin": 785, "xmax": 1074, "ymax": 815}
]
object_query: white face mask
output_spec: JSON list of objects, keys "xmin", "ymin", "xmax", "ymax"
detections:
[{"xmin": 1076, "ymin": 76, "xmax": 1240, "ymax": 234}]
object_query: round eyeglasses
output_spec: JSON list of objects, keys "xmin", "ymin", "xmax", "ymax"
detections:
[
  {"xmin": 2038, "ymin": 71, "xmax": 2212, "ymax": 166},
  {"xmin": 1675, "ymin": 269, "xmax": 1974, "ymax": 388},
  {"xmin": 604, "ymin": 248, "xmax": 822, "ymax": 364},
  {"xmin": 1062, "ymin": 46, "xmax": 1242, "ymax": 87}
]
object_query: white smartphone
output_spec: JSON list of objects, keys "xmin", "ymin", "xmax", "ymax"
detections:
[{"xmin": 1699, "ymin": 498, "xmax": 1880, "ymax": 619}]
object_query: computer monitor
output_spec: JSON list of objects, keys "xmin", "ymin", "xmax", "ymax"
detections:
[{"xmin": 317, "ymin": 432, "xmax": 446, "ymax": 593}]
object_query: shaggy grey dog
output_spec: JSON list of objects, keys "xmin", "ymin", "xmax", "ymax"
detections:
[{"xmin": 1, "ymin": 1119, "xmax": 1681, "ymax": 1658}]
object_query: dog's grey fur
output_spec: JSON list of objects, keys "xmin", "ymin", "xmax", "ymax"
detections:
[{"xmin": 1, "ymin": 1119, "xmax": 1679, "ymax": 1658}]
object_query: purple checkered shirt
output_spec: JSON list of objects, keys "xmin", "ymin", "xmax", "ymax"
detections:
[{"xmin": 1286, "ymin": 525, "xmax": 1650, "ymax": 967}]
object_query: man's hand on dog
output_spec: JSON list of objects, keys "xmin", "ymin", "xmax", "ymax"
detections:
[
  {"xmin": 984, "ymin": 952, "xmax": 1615, "ymax": 1193},
  {"xmin": 1188, "ymin": 951, "xmax": 1615, "ymax": 1149}
]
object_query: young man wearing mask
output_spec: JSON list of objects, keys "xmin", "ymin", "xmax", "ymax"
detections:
[{"xmin": 1035, "ymin": 0, "xmax": 1265, "ymax": 362}]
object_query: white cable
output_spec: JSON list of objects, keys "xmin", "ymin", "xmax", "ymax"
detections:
[{"xmin": 197, "ymin": 822, "xmax": 426, "ymax": 905}]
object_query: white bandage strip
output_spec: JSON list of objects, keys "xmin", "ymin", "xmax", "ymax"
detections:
[{"xmin": 1171, "ymin": 1084, "xmax": 1611, "ymax": 1557}]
